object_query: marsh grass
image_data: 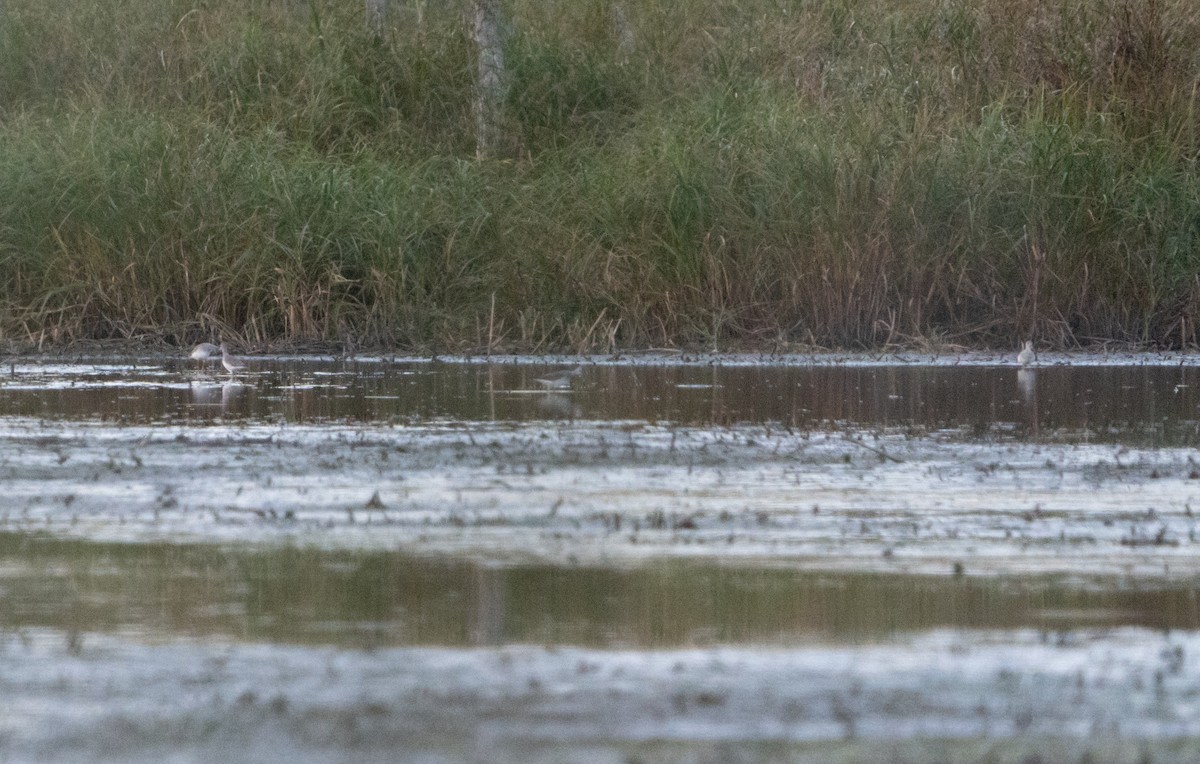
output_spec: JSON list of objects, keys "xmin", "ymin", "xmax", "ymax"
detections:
[{"xmin": 0, "ymin": 0, "xmax": 1198, "ymax": 351}]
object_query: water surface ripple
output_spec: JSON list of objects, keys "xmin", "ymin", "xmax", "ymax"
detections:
[{"xmin": 2, "ymin": 355, "xmax": 1199, "ymax": 761}]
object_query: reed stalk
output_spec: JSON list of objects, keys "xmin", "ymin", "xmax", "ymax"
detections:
[{"xmin": 0, "ymin": 0, "xmax": 1196, "ymax": 351}]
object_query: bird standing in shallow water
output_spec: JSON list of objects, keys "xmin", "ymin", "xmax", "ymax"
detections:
[
  {"xmin": 219, "ymin": 342, "xmax": 247, "ymax": 377},
  {"xmin": 533, "ymin": 366, "xmax": 583, "ymax": 390},
  {"xmin": 189, "ymin": 342, "xmax": 220, "ymax": 366},
  {"xmin": 1017, "ymin": 340, "xmax": 1036, "ymax": 367}
]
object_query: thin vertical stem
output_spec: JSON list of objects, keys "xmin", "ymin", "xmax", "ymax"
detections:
[
  {"xmin": 365, "ymin": 0, "xmax": 387, "ymax": 39},
  {"xmin": 471, "ymin": 0, "xmax": 507, "ymax": 159}
]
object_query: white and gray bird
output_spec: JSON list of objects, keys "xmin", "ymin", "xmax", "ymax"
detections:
[
  {"xmin": 189, "ymin": 342, "xmax": 220, "ymax": 361},
  {"xmin": 1017, "ymin": 340, "xmax": 1036, "ymax": 367},
  {"xmin": 533, "ymin": 366, "xmax": 583, "ymax": 390},
  {"xmin": 188, "ymin": 342, "xmax": 222, "ymax": 372},
  {"xmin": 219, "ymin": 342, "xmax": 247, "ymax": 376}
]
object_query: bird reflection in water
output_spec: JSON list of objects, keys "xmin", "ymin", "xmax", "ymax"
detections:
[
  {"xmin": 537, "ymin": 392, "xmax": 582, "ymax": 419},
  {"xmin": 190, "ymin": 380, "xmax": 251, "ymax": 413},
  {"xmin": 1017, "ymin": 367, "xmax": 1038, "ymax": 436},
  {"xmin": 189, "ymin": 383, "xmax": 222, "ymax": 406},
  {"xmin": 1017, "ymin": 367, "xmax": 1036, "ymax": 401},
  {"xmin": 221, "ymin": 381, "xmax": 250, "ymax": 409}
]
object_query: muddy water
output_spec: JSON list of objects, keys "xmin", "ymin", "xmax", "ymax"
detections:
[
  {"xmin": 4, "ymin": 533, "xmax": 1199, "ymax": 649},
  {"xmin": 3, "ymin": 357, "xmax": 1200, "ymax": 444},
  {"xmin": 3, "ymin": 355, "xmax": 1200, "ymax": 762}
]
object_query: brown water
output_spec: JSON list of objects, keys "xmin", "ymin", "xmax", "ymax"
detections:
[
  {"xmin": 3, "ymin": 358, "xmax": 1200, "ymax": 445},
  {"xmin": 1, "ymin": 357, "xmax": 1199, "ymax": 649},
  {"xmin": 4, "ymin": 357, "xmax": 1200, "ymax": 760},
  {"xmin": 1, "ymin": 533, "xmax": 1198, "ymax": 650}
]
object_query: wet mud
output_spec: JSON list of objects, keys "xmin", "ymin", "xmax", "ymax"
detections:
[{"xmin": 1, "ymin": 354, "xmax": 1199, "ymax": 762}]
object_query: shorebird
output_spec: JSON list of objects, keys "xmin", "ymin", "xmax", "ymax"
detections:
[
  {"xmin": 533, "ymin": 365, "xmax": 583, "ymax": 390},
  {"xmin": 1017, "ymin": 340, "xmax": 1036, "ymax": 367},
  {"xmin": 189, "ymin": 342, "xmax": 220, "ymax": 369},
  {"xmin": 219, "ymin": 342, "xmax": 247, "ymax": 377}
]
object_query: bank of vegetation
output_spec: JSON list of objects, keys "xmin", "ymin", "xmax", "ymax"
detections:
[{"xmin": 1, "ymin": 0, "xmax": 1198, "ymax": 352}]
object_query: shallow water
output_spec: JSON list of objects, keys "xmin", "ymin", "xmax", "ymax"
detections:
[
  {"xmin": 3, "ymin": 355, "xmax": 1200, "ymax": 445},
  {"xmin": 3, "ymin": 353, "xmax": 1200, "ymax": 761},
  {"xmin": 4, "ymin": 533, "xmax": 1198, "ymax": 649}
]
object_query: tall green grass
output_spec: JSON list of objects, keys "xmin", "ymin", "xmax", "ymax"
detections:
[{"xmin": 0, "ymin": 0, "xmax": 1198, "ymax": 351}]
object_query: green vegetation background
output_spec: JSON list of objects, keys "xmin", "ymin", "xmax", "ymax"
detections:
[{"xmin": 0, "ymin": 0, "xmax": 1198, "ymax": 352}]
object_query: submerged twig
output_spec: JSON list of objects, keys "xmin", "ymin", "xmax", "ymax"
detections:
[{"xmin": 841, "ymin": 434, "xmax": 903, "ymax": 463}]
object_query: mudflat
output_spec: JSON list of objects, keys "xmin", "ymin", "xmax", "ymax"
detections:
[{"xmin": 1, "ymin": 353, "xmax": 1198, "ymax": 762}]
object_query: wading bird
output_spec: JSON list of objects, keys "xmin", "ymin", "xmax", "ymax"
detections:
[
  {"xmin": 533, "ymin": 366, "xmax": 583, "ymax": 390},
  {"xmin": 219, "ymin": 342, "xmax": 247, "ymax": 377},
  {"xmin": 189, "ymin": 342, "xmax": 220, "ymax": 364},
  {"xmin": 1017, "ymin": 341, "xmax": 1036, "ymax": 367}
]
